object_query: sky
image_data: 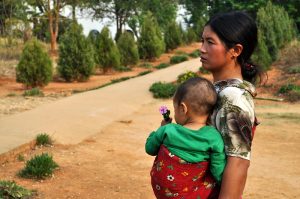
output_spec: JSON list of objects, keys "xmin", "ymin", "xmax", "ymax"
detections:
[{"xmin": 62, "ymin": 6, "xmax": 187, "ymax": 37}]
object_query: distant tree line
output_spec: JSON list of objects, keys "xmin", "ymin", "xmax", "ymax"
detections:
[{"xmin": 1, "ymin": 0, "xmax": 296, "ymax": 87}]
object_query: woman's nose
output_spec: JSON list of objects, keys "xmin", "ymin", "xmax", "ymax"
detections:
[{"xmin": 200, "ymin": 42, "xmax": 206, "ymax": 54}]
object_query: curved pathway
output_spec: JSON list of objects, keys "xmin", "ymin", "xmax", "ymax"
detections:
[{"xmin": 0, "ymin": 58, "xmax": 201, "ymax": 154}]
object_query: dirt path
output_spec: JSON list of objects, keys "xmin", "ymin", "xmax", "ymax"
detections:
[
  {"xmin": 245, "ymin": 100, "xmax": 300, "ymax": 198},
  {"xmin": 0, "ymin": 59, "xmax": 200, "ymax": 156},
  {"xmin": 0, "ymin": 100, "xmax": 299, "ymax": 198}
]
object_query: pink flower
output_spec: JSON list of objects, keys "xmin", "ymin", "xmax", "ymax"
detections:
[
  {"xmin": 159, "ymin": 106, "xmax": 168, "ymax": 115},
  {"xmin": 159, "ymin": 106, "xmax": 171, "ymax": 121}
]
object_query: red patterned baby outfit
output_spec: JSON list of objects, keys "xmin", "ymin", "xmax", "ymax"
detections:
[{"xmin": 151, "ymin": 145, "xmax": 220, "ymax": 199}]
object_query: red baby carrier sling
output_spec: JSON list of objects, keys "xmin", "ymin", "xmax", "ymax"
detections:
[{"xmin": 150, "ymin": 145, "xmax": 220, "ymax": 199}]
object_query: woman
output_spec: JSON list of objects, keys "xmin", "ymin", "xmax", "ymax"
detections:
[{"xmin": 200, "ymin": 11, "xmax": 260, "ymax": 199}]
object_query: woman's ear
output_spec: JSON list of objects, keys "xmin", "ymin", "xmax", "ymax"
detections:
[{"xmin": 230, "ymin": 44, "xmax": 243, "ymax": 58}]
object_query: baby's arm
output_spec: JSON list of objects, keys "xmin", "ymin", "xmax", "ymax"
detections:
[
  {"xmin": 210, "ymin": 133, "xmax": 226, "ymax": 183},
  {"xmin": 145, "ymin": 125, "xmax": 167, "ymax": 156}
]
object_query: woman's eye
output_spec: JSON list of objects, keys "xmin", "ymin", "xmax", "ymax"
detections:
[{"xmin": 208, "ymin": 40, "xmax": 214, "ymax": 44}]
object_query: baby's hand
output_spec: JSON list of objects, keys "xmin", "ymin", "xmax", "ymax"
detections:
[
  {"xmin": 161, "ymin": 118, "xmax": 172, "ymax": 126},
  {"xmin": 159, "ymin": 105, "xmax": 171, "ymax": 123}
]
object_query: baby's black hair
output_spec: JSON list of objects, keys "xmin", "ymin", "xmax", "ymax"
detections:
[{"xmin": 173, "ymin": 77, "xmax": 217, "ymax": 116}]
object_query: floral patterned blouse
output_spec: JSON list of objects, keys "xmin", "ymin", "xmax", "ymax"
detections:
[{"xmin": 210, "ymin": 79, "xmax": 257, "ymax": 160}]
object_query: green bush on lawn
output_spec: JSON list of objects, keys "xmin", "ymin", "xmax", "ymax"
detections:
[
  {"xmin": 177, "ymin": 71, "xmax": 199, "ymax": 84},
  {"xmin": 170, "ymin": 55, "xmax": 189, "ymax": 64},
  {"xmin": 149, "ymin": 82, "xmax": 177, "ymax": 98},
  {"xmin": 0, "ymin": 180, "xmax": 34, "ymax": 198},
  {"xmin": 18, "ymin": 153, "xmax": 58, "ymax": 180}
]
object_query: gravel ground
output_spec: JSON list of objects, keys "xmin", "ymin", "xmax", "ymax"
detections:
[{"xmin": 0, "ymin": 94, "xmax": 66, "ymax": 117}]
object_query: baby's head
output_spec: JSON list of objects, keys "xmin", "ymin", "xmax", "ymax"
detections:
[{"xmin": 173, "ymin": 77, "xmax": 217, "ymax": 125}]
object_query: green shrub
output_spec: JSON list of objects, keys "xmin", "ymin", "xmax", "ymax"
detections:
[
  {"xmin": 155, "ymin": 63, "xmax": 171, "ymax": 69},
  {"xmin": 287, "ymin": 90, "xmax": 300, "ymax": 102},
  {"xmin": 288, "ymin": 65, "xmax": 300, "ymax": 74},
  {"xmin": 16, "ymin": 39, "xmax": 52, "ymax": 88},
  {"xmin": 278, "ymin": 84, "xmax": 300, "ymax": 94},
  {"xmin": 139, "ymin": 62, "xmax": 153, "ymax": 68},
  {"xmin": 179, "ymin": 23, "xmax": 188, "ymax": 45},
  {"xmin": 177, "ymin": 71, "xmax": 199, "ymax": 84},
  {"xmin": 18, "ymin": 153, "xmax": 58, "ymax": 180},
  {"xmin": 194, "ymin": 18, "xmax": 207, "ymax": 41},
  {"xmin": 138, "ymin": 12, "xmax": 165, "ymax": 60},
  {"xmin": 95, "ymin": 27, "xmax": 121, "ymax": 73},
  {"xmin": 252, "ymin": 30, "xmax": 273, "ymax": 71},
  {"xmin": 255, "ymin": 1, "xmax": 297, "ymax": 70},
  {"xmin": 149, "ymin": 82, "xmax": 177, "ymax": 98},
  {"xmin": 278, "ymin": 84, "xmax": 300, "ymax": 102},
  {"xmin": 199, "ymin": 67, "xmax": 211, "ymax": 74},
  {"xmin": 36, "ymin": 133, "xmax": 52, "ymax": 146},
  {"xmin": 110, "ymin": 77, "xmax": 131, "ymax": 84},
  {"xmin": 138, "ymin": 70, "xmax": 152, "ymax": 76},
  {"xmin": 0, "ymin": 180, "xmax": 33, "ymax": 199},
  {"xmin": 117, "ymin": 32, "xmax": 139, "ymax": 66},
  {"xmin": 164, "ymin": 21, "xmax": 182, "ymax": 51},
  {"xmin": 115, "ymin": 66, "xmax": 132, "ymax": 72},
  {"xmin": 58, "ymin": 23, "xmax": 95, "ymax": 82},
  {"xmin": 189, "ymin": 50, "xmax": 200, "ymax": 58},
  {"xmin": 170, "ymin": 55, "xmax": 189, "ymax": 64},
  {"xmin": 256, "ymin": 2, "xmax": 279, "ymax": 62},
  {"xmin": 18, "ymin": 154, "xmax": 25, "ymax": 162},
  {"xmin": 23, "ymin": 88, "xmax": 44, "ymax": 97},
  {"xmin": 7, "ymin": 93, "xmax": 17, "ymax": 97},
  {"xmin": 186, "ymin": 28, "xmax": 198, "ymax": 44},
  {"xmin": 175, "ymin": 50, "xmax": 186, "ymax": 55}
]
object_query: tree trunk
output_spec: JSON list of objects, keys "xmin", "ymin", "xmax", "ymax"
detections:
[
  {"xmin": 48, "ymin": 0, "xmax": 55, "ymax": 54},
  {"xmin": 0, "ymin": 20, "xmax": 5, "ymax": 36},
  {"xmin": 48, "ymin": 0, "xmax": 60, "ymax": 55},
  {"xmin": 72, "ymin": 3, "xmax": 76, "ymax": 21}
]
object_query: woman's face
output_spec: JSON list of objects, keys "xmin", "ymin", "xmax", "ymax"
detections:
[{"xmin": 200, "ymin": 25, "xmax": 232, "ymax": 71}]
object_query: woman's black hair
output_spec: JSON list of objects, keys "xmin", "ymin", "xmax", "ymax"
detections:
[{"xmin": 205, "ymin": 11, "xmax": 260, "ymax": 83}]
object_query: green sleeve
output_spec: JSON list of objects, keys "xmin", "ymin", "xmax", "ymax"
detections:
[
  {"xmin": 210, "ymin": 133, "xmax": 226, "ymax": 183},
  {"xmin": 145, "ymin": 125, "xmax": 167, "ymax": 156}
]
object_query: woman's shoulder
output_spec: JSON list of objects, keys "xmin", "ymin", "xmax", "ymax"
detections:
[
  {"xmin": 215, "ymin": 79, "xmax": 255, "ymax": 109},
  {"xmin": 214, "ymin": 79, "xmax": 256, "ymax": 98}
]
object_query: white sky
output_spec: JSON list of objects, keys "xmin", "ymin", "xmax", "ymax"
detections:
[{"xmin": 62, "ymin": 6, "xmax": 187, "ymax": 37}]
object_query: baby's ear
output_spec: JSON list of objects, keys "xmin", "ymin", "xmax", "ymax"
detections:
[{"xmin": 180, "ymin": 102, "xmax": 188, "ymax": 115}]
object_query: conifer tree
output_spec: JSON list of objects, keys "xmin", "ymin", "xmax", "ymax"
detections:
[
  {"xmin": 58, "ymin": 23, "xmax": 95, "ymax": 82},
  {"xmin": 117, "ymin": 32, "xmax": 139, "ymax": 66},
  {"xmin": 138, "ymin": 12, "xmax": 165, "ymax": 60},
  {"xmin": 95, "ymin": 26, "xmax": 121, "ymax": 72},
  {"xmin": 16, "ymin": 38, "xmax": 53, "ymax": 87}
]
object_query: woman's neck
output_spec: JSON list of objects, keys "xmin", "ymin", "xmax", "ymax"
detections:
[{"xmin": 212, "ymin": 62, "xmax": 243, "ymax": 82}]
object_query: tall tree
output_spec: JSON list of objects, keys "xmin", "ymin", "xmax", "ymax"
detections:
[
  {"xmin": 26, "ymin": 0, "xmax": 67, "ymax": 54},
  {"xmin": 138, "ymin": 12, "xmax": 165, "ymax": 60},
  {"xmin": 0, "ymin": 0, "xmax": 27, "ymax": 36},
  {"xmin": 65, "ymin": 0, "xmax": 85, "ymax": 21},
  {"xmin": 95, "ymin": 26, "xmax": 121, "ymax": 72},
  {"xmin": 140, "ymin": 0, "xmax": 178, "ymax": 31},
  {"xmin": 86, "ymin": 0, "xmax": 138, "ymax": 41},
  {"xmin": 180, "ymin": 0, "xmax": 208, "ymax": 27}
]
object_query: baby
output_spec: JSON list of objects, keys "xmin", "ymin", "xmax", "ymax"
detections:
[{"xmin": 146, "ymin": 77, "xmax": 226, "ymax": 199}]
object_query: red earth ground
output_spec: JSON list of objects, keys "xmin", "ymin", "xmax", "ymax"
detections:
[{"xmin": 0, "ymin": 42, "xmax": 299, "ymax": 198}]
